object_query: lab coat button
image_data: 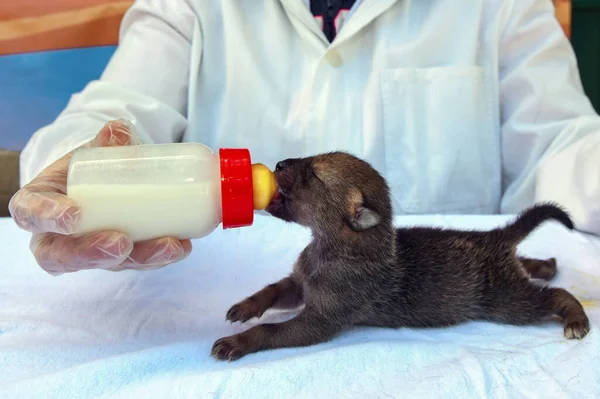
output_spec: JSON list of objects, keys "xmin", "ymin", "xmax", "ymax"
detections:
[{"xmin": 325, "ymin": 50, "xmax": 343, "ymax": 68}]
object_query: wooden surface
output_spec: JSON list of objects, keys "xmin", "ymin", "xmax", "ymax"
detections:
[
  {"xmin": 0, "ymin": 0, "xmax": 573, "ymax": 56},
  {"xmin": 0, "ymin": 150, "xmax": 19, "ymax": 217},
  {"xmin": 0, "ymin": 0, "xmax": 134, "ymax": 55},
  {"xmin": 554, "ymin": 0, "xmax": 572, "ymax": 38}
]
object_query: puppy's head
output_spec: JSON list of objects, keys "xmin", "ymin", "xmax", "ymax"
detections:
[{"xmin": 266, "ymin": 152, "xmax": 392, "ymax": 236}]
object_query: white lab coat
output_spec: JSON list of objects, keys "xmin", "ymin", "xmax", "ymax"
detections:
[{"xmin": 20, "ymin": 0, "xmax": 600, "ymax": 234}]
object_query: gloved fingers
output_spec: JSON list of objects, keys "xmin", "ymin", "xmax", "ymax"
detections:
[
  {"xmin": 30, "ymin": 231, "xmax": 134, "ymax": 275},
  {"xmin": 88, "ymin": 119, "xmax": 142, "ymax": 148},
  {"xmin": 9, "ymin": 119, "xmax": 141, "ymax": 235},
  {"xmin": 20, "ymin": 151, "xmax": 72, "ymax": 194},
  {"xmin": 9, "ymin": 149, "xmax": 77, "ymax": 234},
  {"xmin": 111, "ymin": 237, "xmax": 193, "ymax": 271},
  {"xmin": 9, "ymin": 190, "xmax": 81, "ymax": 235}
]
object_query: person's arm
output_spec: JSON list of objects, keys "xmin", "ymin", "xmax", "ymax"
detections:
[
  {"xmin": 19, "ymin": 0, "xmax": 197, "ymax": 186},
  {"xmin": 498, "ymin": 0, "xmax": 600, "ymax": 235}
]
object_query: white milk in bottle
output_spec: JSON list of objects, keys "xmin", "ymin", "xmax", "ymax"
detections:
[{"xmin": 66, "ymin": 143, "xmax": 277, "ymax": 241}]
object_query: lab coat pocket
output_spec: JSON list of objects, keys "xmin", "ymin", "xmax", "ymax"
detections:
[{"xmin": 380, "ymin": 66, "xmax": 497, "ymax": 214}]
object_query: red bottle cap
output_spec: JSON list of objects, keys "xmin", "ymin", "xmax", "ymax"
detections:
[{"xmin": 219, "ymin": 148, "xmax": 254, "ymax": 229}]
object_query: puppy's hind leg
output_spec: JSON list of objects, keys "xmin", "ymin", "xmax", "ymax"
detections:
[
  {"xmin": 518, "ymin": 256, "xmax": 557, "ymax": 280},
  {"xmin": 550, "ymin": 288, "xmax": 590, "ymax": 339},
  {"xmin": 226, "ymin": 275, "xmax": 303, "ymax": 323},
  {"xmin": 486, "ymin": 284, "xmax": 590, "ymax": 339}
]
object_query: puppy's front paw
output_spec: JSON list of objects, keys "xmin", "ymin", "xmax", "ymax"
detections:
[
  {"xmin": 564, "ymin": 317, "xmax": 590, "ymax": 339},
  {"xmin": 226, "ymin": 299, "xmax": 264, "ymax": 323},
  {"xmin": 211, "ymin": 335, "xmax": 250, "ymax": 361}
]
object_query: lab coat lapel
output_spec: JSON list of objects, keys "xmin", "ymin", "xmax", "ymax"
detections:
[
  {"xmin": 279, "ymin": 0, "xmax": 329, "ymax": 49},
  {"xmin": 333, "ymin": 0, "xmax": 400, "ymax": 45},
  {"xmin": 279, "ymin": 0, "xmax": 400, "ymax": 49}
]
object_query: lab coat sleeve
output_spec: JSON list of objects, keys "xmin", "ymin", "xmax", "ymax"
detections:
[
  {"xmin": 498, "ymin": 0, "xmax": 600, "ymax": 235},
  {"xmin": 19, "ymin": 0, "xmax": 198, "ymax": 187}
]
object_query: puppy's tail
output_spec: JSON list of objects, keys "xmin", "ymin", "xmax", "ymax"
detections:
[{"xmin": 503, "ymin": 202, "xmax": 574, "ymax": 244}]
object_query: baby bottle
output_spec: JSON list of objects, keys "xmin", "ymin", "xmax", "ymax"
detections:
[{"xmin": 66, "ymin": 143, "xmax": 278, "ymax": 242}]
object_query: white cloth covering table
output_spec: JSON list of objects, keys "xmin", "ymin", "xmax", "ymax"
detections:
[{"xmin": 1, "ymin": 214, "xmax": 599, "ymax": 398}]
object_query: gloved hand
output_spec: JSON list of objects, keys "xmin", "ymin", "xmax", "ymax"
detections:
[{"xmin": 9, "ymin": 119, "xmax": 192, "ymax": 275}]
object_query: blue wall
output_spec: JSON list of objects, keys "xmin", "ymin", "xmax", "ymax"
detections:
[{"xmin": 0, "ymin": 46, "xmax": 117, "ymax": 151}]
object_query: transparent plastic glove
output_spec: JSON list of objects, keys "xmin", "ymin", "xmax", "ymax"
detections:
[{"xmin": 9, "ymin": 119, "xmax": 192, "ymax": 275}]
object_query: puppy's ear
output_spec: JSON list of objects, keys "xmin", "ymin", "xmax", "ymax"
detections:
[{"xmin": 346, "ymin": 188, "xmax": 381, "ymax": 231}]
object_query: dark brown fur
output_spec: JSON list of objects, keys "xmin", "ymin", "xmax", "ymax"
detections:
[{"xmin": 211, "ymin": 152, "xmax": 590, "ymax": 361}]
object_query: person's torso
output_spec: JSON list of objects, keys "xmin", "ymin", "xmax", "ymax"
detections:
[{"xmin": 184, "ymin": 0, "xmax": 505, "ymax": 215}]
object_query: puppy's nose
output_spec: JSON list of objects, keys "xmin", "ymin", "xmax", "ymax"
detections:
[{"xmin": 275, "ymin": 160, "xmax": 289, "ymax": 172}]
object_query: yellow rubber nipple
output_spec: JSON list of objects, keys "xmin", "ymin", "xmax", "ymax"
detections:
[{"xmin": 251, "ymin": 163, "xmax": 277, "ymax": 210}]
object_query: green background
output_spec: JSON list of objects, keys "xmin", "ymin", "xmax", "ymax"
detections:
[{"xmin": 572, "ymin": 0, "xmax": 600, "ymax": 112}]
